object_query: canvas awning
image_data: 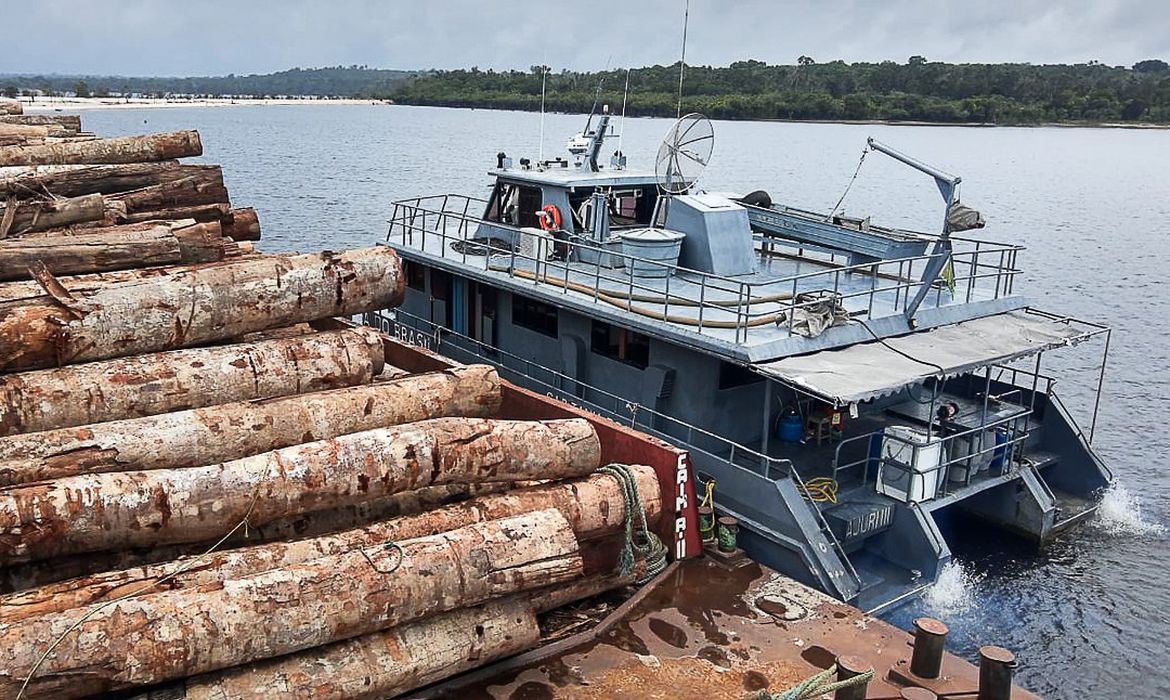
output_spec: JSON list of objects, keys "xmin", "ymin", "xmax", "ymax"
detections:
[{"xmin": 753, "ymin": 310, "xmax": 1101, "ymax": 405}]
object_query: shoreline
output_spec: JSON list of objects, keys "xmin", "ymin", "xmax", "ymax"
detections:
[
  {"xmin": 14, "ymin": 96, "xmax": 1169, "ymax": 129},
  {"xmin": 20, "ymin": 96, "xmax": 391, "ymax": 112}
]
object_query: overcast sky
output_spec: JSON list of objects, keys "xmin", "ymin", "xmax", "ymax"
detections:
[{"xmin": 4, "ymin": 0, "xmax": 1167, "ymax": 76}]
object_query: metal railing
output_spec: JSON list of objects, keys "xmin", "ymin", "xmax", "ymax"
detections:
[
  {"xmin": 362, "ymin": 307, "xmax": 863, "ymax": 594},
  {"xmin": 830, "ymin": 403, "xmax": 1033, "ymax": 501},
  {"xmin": 386, "ymin": 194, "xmax": 1025, "ymax": 344},
  {"xmin": 362, "ymin": 308, "xmax": 791, "ymax": 479}
]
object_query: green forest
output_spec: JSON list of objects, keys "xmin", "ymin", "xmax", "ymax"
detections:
[
  {"xmin": 0, "ymin": 66, "xmax": 416, "ymax": 100},
  {"xmin": 4, "ymin": 58, "xmax": 1169, "ymax": 125},
  {"xmin": 384, "ymin": 58, "xmax": 1170, "ymax": 125}
]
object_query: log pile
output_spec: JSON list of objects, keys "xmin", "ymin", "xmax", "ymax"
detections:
[
  {"xmin": 0, "ymin": 113, "xmax": 668, "ymax": 699},
  {"xmin": 0, "ymin": 113, "xmax": 257, "ymax": 243}
]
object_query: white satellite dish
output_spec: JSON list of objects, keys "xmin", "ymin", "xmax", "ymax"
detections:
[{"xmin": 654, "ymin": 113, "xmax": 714, "ymax": 195}]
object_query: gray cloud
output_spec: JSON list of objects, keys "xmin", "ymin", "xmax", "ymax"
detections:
[{"xmin": 4, "ymin": 0, "xmax": 1167, "ymax": 76}]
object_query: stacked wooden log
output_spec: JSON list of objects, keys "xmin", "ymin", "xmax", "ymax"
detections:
[
  {"xmin": 0, "ymin": 112, "xmax": 258, "ymax": 243},
  {"xmin": 0, "ymin": 114, "xmax": 666, "ymax": 699}
]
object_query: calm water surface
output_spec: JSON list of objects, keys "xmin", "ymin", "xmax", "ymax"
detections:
[{"xmin": 82, "ymin": 105, "xmax": 1170, "ymax": 698}]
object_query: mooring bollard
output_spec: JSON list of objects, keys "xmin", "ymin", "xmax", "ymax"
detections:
[
  {"xmin": 977, "ymin": 645, "xmax": 1017, "ymax": 700},
  {"xmin": 834, "ymin": 655, "xmax": 873, "ymax": 700},
  {"xmin": 716, "ymin": 516, "xmax": 739, "ymax": 552},
  {"xmin": 900, "ymin": 687, "xmax": 939, "ymax": 700},
  {"xmin": 909, "ymin": 617, "xmax": 949, "ymax": 679},
  {"xmin": 698, "ymin": 506, "xmax": 716, "ymax": 544}
]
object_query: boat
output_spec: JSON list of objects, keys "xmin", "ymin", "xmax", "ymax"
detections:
[{"xmin": 365, "ymin": 108, "xmax": 1114, "ymax": 613}]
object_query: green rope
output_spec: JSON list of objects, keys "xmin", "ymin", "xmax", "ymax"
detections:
[
  {"xmin": 746, "ymin": 663, "xmax": 875, "ymax": 700},
  {"xmin": 598, "ymin": 464, "xmax": 669, "ymax": 584}
]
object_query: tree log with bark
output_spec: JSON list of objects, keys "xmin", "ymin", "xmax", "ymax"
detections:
[
  {"xmin": 0, "ymin": 246, "xmax": 406, "ymax": 371},
  {"xmin": 168, "ymin": 599, "xmax": 541, "ymax": 700},
  {"xmin": 0, "ymin": 253, "xmax": 261, "ymax": 304},
  {"xmin": 0, "ymin": 115, "xmax": 81, "ymax": 132},
  {"xmin": 0, "ymin": 364, "xmax": 502, "ymax": 485},
  {"xmin": 0, "ymin": 417, "xmax": 599, "ymax": 562},
  {"xmin": 0, "ymin": 466, "xmax": 658, "ymax": 618},
  {"xmin": 224, "ymin": 206, "xmax": 260, "ymax": 240},
  {"xmin": 0, "ymin": 509, "xmax": 584, "ymax": 700},
  {"xmin": 0, "ymin": 163, "xmax": 215, "ymax": 200},
  {"xmin": 0, "ymin": 220, "xmax": 232, "ymax": 281},
  {"xmin": 0, "ymin": 327, "xmax": 385, "ymax": 437},
  {"xmin": 0, "ymin": 193, "xmax": 105, "ymax": 236},
  {"xmin": 0, "ymin": 130, "xmax": 201, "ymax": 166}
]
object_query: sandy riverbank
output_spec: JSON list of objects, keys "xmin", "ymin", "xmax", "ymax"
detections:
[{"xmin": 19, "ymin": 96, "xmax": 391, "ymax": 112}]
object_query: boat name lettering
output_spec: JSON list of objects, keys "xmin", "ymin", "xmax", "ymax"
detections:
[{"xmin": 675, "ymin": 452, "xmax": 691, "ymax": 559}]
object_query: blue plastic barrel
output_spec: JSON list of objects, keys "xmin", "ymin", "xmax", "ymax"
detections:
[{"xmin": 778, "ymin": 414, "xmax": 803, "ymax": 443}]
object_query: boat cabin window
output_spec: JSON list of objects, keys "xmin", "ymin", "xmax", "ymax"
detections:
[
  {"xmin": 607, "ymin": 187, "xmax": 657, "ymax": 228},
  {"xmin": 718, "ymin": 361, "xmax": 763, "ymax": 390},
  {"xmin": 404, "ymin": 260, "xmax": 426, "ymax": 291},
  {"xmin": 591, "ymin": 321, "xmax": 650, "ymax": 369},
  {"xmin": 511, "ymin": 293, "xmax": 559, "ymax": 338},
  {"xmin": 485, "ymin": 182, "xmax": 542, "ymax": 229}
]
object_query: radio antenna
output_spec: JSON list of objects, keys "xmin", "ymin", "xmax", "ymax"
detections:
[
  {"xmin": 538, "ymin": 63, "xmax": 548, "ymax": 161},
  {"xmin": 617, "ymin": 68, "xmax": 631, "ymax": 158},
  {"xmin": 676, "ymin": 0, "xmax": 690, "ymax": 118}
]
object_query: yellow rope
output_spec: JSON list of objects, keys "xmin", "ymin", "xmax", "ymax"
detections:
[
  {"xmin": 801, "ymin": 477, "xmax": 839, "ymax": 504},
  {"xmin": 699, "ymin": 478, "xmax": 717, "ymax": 535}
]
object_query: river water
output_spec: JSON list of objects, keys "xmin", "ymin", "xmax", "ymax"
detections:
[{"xmin": 80, "ymin": 105, "xmax": 1170, "ymax": 698}]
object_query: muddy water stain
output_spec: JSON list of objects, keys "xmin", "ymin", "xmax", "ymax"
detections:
[
  {"xmin": 647, "ymin": 616, "xmax": 689, "ymax": 648},
  {"xmin": 744, "ymin": 669, "xmax": 771, "ymax": 691},
  {"xmin": 800, "ymin": 644, "xmax": 836, "ymax": 669},
  {"xmin": 507, "ymin": 681, "xmax": 555, "ymax": 700}
]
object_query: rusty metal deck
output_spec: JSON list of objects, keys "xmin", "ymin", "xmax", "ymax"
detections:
[{"xmin": 408, "ymin": 557, "xmax": 1040, "ymax": 699}]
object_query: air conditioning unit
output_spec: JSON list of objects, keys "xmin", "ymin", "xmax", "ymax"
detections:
[{"xmin": 876, "ymin": 425, "xmax": 942, "ymax": 504}]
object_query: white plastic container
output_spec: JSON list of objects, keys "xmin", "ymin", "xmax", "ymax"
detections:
[
  {"xmin": 876, "ymin": 425, "xmax": 943, "ymax": 503},
  {"xmin": 618, "ymin": 228, "xmax": 685, "ymax": 278}
]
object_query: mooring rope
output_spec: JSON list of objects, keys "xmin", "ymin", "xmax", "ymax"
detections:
[
  {"xmin": 746, "ymin": 663, "xmax": 875, "ymax": 700},
  {"xmin": 598, "ymin": 464, "xmax": 669, "ymax": 584}
]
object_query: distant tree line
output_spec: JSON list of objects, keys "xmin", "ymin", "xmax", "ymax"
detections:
[
  {"xmin": 382, "ymin": 57, "xmax": 1170, "ymax": 124},
  {"xmin": 0, "ymin": 66, "xmax": 417, "ymax": 99},
  {"xmin": 4, "ymin": 58, "xmax": 1168, "ymax": 124}
]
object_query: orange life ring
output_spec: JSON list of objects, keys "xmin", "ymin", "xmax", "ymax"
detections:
[{"xmin": 537, "ymin": 204, "xmax": 562, "ymax": 231}]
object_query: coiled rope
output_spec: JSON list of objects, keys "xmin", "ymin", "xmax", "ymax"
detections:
[
  {"xmin": 800, "ymin": 476, "xmax": 839, "ymax": 504},
  {"xmin": 599, "ymin": 464, "xmax": 669, "ymax": 584},
  {"xmin": 746, "ymin": 663, "xmax": 875, "ymax": 700}
]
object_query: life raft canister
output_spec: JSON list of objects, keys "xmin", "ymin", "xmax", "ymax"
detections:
[{"xmin": 537, "ymin": 204, "xmax": 562, "ymax": 231}]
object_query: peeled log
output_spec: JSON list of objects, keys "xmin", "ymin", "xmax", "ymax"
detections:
[
  {"xmin": 0, "ymin": 163, "xmax": 213, "ymax": 199},
  {"xmin": 0, "ymin": 246, "xmax": 406, "ymax": 371},
  {"xmin": 0, "ymin": 365, "xmax": 502, "ymax": 485},
  {"xmin": 0, "ymin": 130, "xmax": 201, "ymax": 166},
  {"xmin": 0, "ymin": 327, "xmax": 384, "ymax": 437},
  {"xmin": 0, "ymin": 417, "xmax": 598, "ymax": 562},
  {"xmin": 0, "ymin": 99, "xmax": 20, "ymax": 115},
  {"xmin": 224, "ymin": 206, "xmax": 260, "ymax": 240},
  {"xmin": 172, "ymin": 599, "xmax": 540, "ymax": 700},
  {"xmin": 0, "ymin": 509, "xmax": 584, "ymax": 700},
  {"xmin": 0, "ymin": 193, "xmax": 105, "ymax": 235},
  {"xmin": 0, "ymin": 467, "xmax": 658, "ymax": 618}
]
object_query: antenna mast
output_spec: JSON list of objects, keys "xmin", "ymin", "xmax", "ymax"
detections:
[
  {"xmin": 538, "ymin": 64, "xmax": 548, "ymax": 161},
  {"xmin": 676, "ymin": 0, "xmax": 690, "ymax": 118},
  {"xmin": 618, "ymin": 68, "xmax": 630, "ymax": 157}
]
